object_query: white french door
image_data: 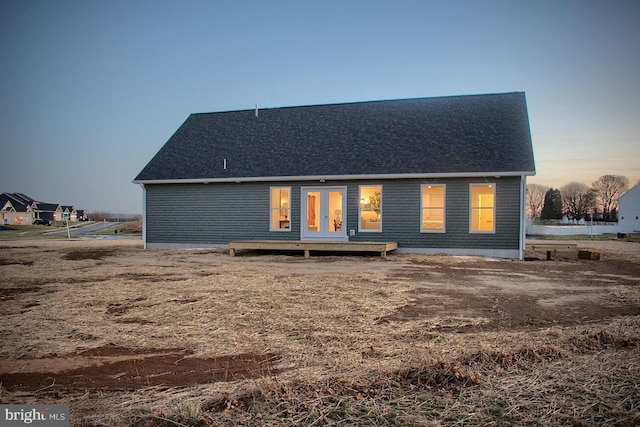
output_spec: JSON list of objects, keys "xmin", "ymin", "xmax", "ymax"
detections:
[{"xmin": 301, "ymin": 187, "xmax": 347, "ymax": 241}]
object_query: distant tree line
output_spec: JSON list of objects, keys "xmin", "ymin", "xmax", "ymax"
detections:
[
  {"xmin": 87, "ymin": 211, "xmax": 142, "ymax": 222},
  {"xmin": 527, "ymin": 175, "xmax": 634, "ymax": 222}
]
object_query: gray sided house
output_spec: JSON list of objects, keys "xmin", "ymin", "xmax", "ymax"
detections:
[{"xmin": 134, "ymin": 92, "xmax": 536, "ymax": 258}]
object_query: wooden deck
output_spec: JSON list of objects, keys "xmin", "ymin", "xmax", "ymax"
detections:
[
  {"xmin": 525, "ymin": 242, "xmax": 578, "ymax": 260},
  {"xmin": 228, "ymin": 240, "xmax": 398, "ymax": 258}
]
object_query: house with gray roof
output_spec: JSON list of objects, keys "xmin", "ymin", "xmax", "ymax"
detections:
[
  {"xmin": 0, "ymin": 193, "xmax": 80, "ymax": 224},
  {"xmin": 134, "ymin": 92, "xmax": 536, "ymax": 258},
  {"xmin": 0, "ymin": 193, "xmax": 34, "ymax": 225},
  {"xmin": 34, "ymin": 202, "xmax": 59, "ymax": 221}
]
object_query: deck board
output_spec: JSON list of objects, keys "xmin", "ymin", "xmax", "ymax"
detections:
[{"xmin": 229, "ymin": 240, "xmax": 398, "ymax": 258}]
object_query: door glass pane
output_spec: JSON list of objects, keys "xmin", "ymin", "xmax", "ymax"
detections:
[
  {"xmin": 270, "ymin": 187, "xmax": 290, "ymax": 230},
  {"xmin": 307, "ymin": 192, "xmax": 320, "ymax": 232},
  {"xmin": 329, "ymin": 191, "xmax": 343, "ymax": 232}
]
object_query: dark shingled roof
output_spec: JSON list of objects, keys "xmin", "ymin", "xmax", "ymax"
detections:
[{"xmin": 134, "ymin": 92, "xmax": 535, "ymax": 182}]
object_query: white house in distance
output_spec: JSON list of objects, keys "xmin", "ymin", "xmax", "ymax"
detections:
[{"xmin": 618, "ymin": 184, "xmax": 640, "ymax": 233}]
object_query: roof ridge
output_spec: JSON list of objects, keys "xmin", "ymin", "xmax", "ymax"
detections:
[{"xmin": 190, "ymin": 91, "xmax": 526, "ymax": 116}]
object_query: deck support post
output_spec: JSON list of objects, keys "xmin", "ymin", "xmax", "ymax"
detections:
[
  {"xmin": 525, "ymin": 243, "xmax": 577, "ymax": 260},
  {"xmin": 228, "ymin": 240, "xmax": 398, "ymax": 258}
]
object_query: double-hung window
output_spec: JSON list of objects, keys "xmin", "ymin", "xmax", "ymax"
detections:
[
  {"xmin": 359, "ymin": 186, "xmax": 382, "ymax": 231},
  {"xmin": 421, "ymin": 185, "xmax": 445, "ymax": 232},
  {"xmin": 270, "ymin": 187, "xmax": 291, "ymax": 231},
  {"xmin": 470, "ymin": 184, "xmax": 495, "ymax": 233}
]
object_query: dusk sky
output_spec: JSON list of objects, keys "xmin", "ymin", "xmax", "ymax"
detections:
[{"xmin": 1, "ymin": 0, "xmax": 638, "ymax": 214}]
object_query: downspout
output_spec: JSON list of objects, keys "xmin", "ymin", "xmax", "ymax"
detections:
[
  {"xmin": 140, "ymin": 184, "xmax": 147, "ymax": 249},
  {"xmin": 519, "ymin": 175, "xmax": 526, "ymax": 260}
]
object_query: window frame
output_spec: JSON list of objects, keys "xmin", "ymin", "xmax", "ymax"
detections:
[
  {"xmin": 269, "ymin": 186, "xmax": 291, "ymax": 232},
  {"xmin": 469, "ymin": 183, "xmax": 496, "ymax": 234},
  {"xmin": 358, "ymin": 185, "xmax": 382, "ymax": 233},
  {"xmin": 420, "ymin": 184, "xmax": 446, "ymax": 233}
]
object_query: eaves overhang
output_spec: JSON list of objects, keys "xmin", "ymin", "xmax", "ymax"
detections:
[{"xmin": 133, "ymin": 170, "xmax": 535, "ymax": 185}]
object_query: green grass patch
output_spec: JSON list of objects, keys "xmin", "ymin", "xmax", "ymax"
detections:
[{"xmin": 0, "ymin": 224, "xmax": 64, "ymax": 240}]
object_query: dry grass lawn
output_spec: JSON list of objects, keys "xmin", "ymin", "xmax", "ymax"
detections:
[{"xmin": 0, "ymin": 238, "xmax": 639, "ymax": 426}]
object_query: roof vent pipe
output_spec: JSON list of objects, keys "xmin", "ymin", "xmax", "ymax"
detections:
[
  {"xmin": 255, "ymin": 104, "xmax": 258, "ymax": 118},
  {"xmin": 223, "ymin": 158, "xmax": 227, "ymax": 170}
]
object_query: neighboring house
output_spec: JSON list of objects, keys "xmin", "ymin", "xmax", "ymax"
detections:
[
  {"xmin": 562, "ymin": 215, "xmax": 584, "ymax": 225},
  {"xmin": 134, "ymin": 92, "xmax": 536, "ymax": 258},
  {"xmin": 60, "ymin": 205, "xmax": 77, "ymax": 222},
  {"xmin": 618, "ymin": 184, "xmax": 640, "ymax": 233},
  {"xmin": 0, "ymin": 193, "xmax": 34, "ymax": 225},
  {"xmin": 0, "ymin": 192, "xmax": 82, "ymax": 224},
  {"xmin": 34, "ymin": 202, "xmax": 59, "ymax": 221}
]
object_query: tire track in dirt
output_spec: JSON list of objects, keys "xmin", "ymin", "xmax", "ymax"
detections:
[{"xmin": 0, "ymin": 347, "xmax": 281, "ymax": 392}]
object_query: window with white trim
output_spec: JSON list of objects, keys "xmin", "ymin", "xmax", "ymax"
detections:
[
  {"xmin": 470, "ymin": 184, "xmax": 495, "ymax": 233},
  {"xmin": 421, "ymin": 184, "xmax": 445, "ymax": 232},
  {"xmin": 359, "ymin": 186, "xmax": 382, "ymax": 231},
  {"xmin": 270, "ymin": 187, "xmax": 291, "ymax": 231}
]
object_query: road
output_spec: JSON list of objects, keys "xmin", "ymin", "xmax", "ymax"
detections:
[{"xmin": 46, "ymin": 221, "xmax": 123, "ymax": 237}]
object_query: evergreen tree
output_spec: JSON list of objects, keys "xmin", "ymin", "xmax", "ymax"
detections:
[{"xmin": 540, "ymin": 188, "xmax": 563, "ymax": 220}]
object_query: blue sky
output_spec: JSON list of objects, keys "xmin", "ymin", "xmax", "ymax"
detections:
[{"xmin": 1, "ymin": 0, "xmax": 638, "ymax": 214}]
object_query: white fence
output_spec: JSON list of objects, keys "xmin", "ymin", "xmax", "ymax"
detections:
[{"xmin": 526, "ymin": 222, "xmax": 620, "ymax": 236}]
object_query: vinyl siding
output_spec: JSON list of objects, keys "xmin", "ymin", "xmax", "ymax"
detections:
[
  {"xmin": 144, "ymin": 176, "xmax": 522, "ymax": 251},
  {"xmin": 146, "ymin": 183, "xmax": 300, "ymax": 245},
  {"xmin": 344, "ymin": 177, "xmax": 521, "ymax": 250}
]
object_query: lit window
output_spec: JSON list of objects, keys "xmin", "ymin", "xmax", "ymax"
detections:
[
  {"xmin": 421, "ymin": 185, "xmax": 445, "ymax": 232},
  {"xmin": 270, "ymin": 187, "xmax": 290, "ymax": 231},
  {"xmin": 359, "ymin": 186, "xmax": 382, "ymax": 232},
  {"xmin": 470, "ymin": 184, "xmax": 495, "ymax": 233}
]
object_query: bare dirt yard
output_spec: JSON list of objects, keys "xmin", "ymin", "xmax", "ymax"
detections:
[{"xmin": 1, "ymin": 239, "xmax": 639, "ymax": 426}]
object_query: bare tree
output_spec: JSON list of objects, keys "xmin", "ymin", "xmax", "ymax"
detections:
[
  {"xmin": 87, "ymin": 211, "xmax": 111, "ymax": 221},
  {"xmin": 560, "ymin": 182, "xmax": 595, "ymax": 221},
  {"xmin": 526, "ymin": 183, "xmax": 547, "ymax": 219},
  {"xmin": 591, "ymin": 175, "xmax": 629, "ymax": 220}
]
